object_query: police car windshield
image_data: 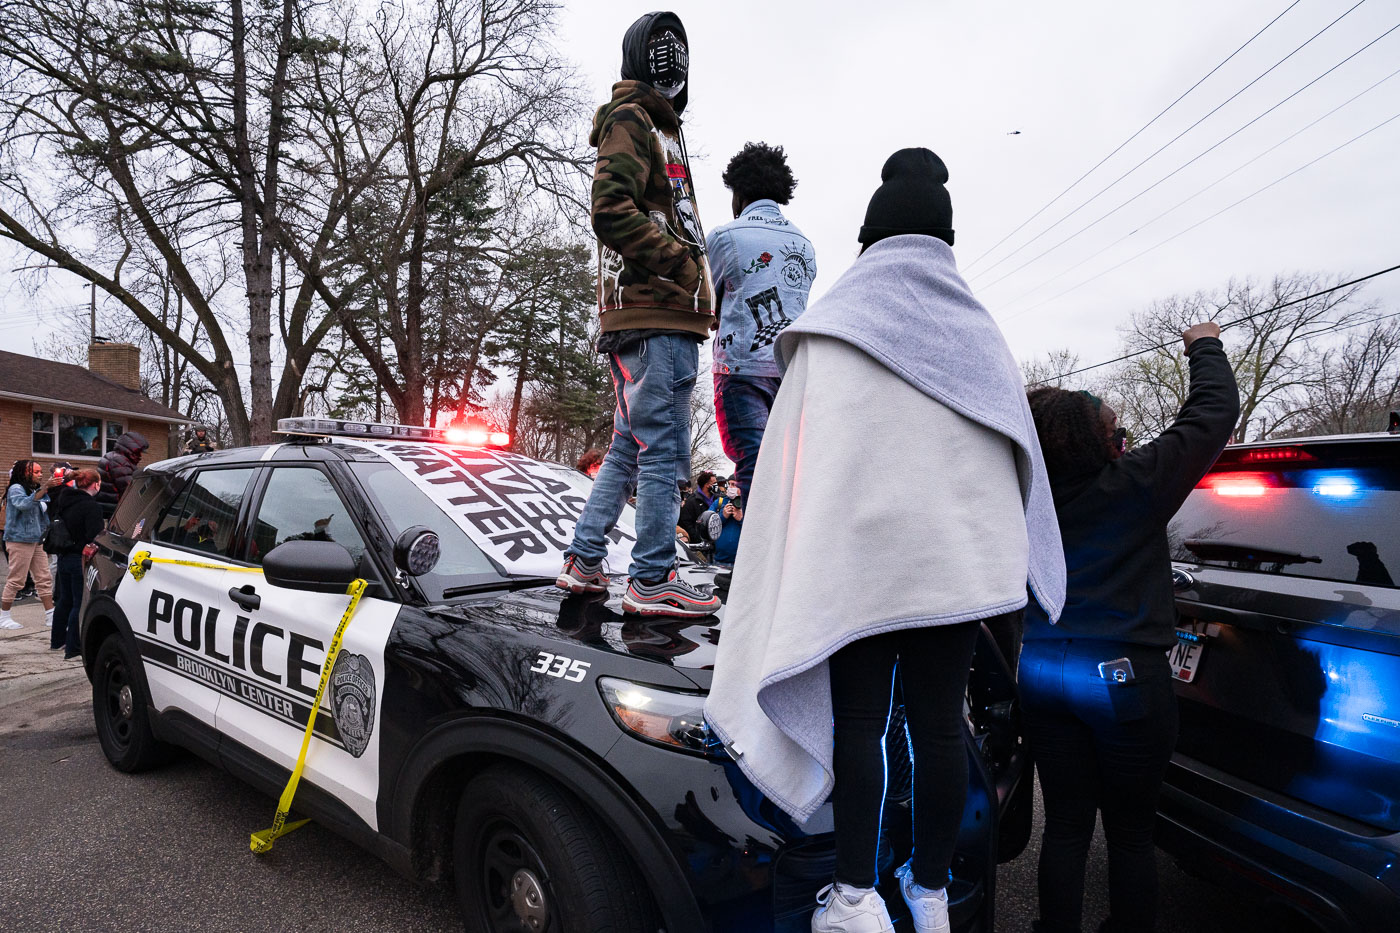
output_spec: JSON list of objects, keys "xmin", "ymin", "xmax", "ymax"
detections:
[{"xmin": 348, "ymin": 460, "xmax": 507, "ymax": 601}]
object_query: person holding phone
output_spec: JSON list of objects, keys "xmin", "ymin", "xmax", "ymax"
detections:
[
  {"xmin": 710, "ymin": 479, "xmax": 744, "ymax": 566},
  {"xmin": 1020, "ymin": 322, "xmax": 1240, "ymax": 933},
  {"xmin": 2, "ymin": 460, "xmax": 63, "ymax": 629}
]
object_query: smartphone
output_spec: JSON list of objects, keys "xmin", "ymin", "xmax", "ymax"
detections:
[{"xmin": 1098, "ymin": 657, "xmax": 1136, "ymax": 684}]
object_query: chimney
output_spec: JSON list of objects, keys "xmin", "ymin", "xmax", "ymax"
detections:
[{"xmin": 88, "ymin": 341, "xmax": 141, "ymax": 392}]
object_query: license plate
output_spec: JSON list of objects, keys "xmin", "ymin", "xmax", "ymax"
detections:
[{"xmin": 1169, "ymin": 623, "xmax": 1209, "ymax": 682}]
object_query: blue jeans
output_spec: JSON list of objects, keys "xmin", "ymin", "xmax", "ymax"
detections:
[
  {"xmin": 567, "ymin": 334, "xmax": 698, "ymax": 580},
  {"xmin": 714, "ymin": 373, "xmax": 781, "ymax": 499},
  {"xmin": 51, "ymin": 553, "xmax": 84, "ymax": 657}
]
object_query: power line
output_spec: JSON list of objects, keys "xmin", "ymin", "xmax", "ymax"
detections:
[
  {"xmin": 962, "ymin": 0, "xmax": 1305, "ymax": 275},
  {"xmin": 978, "ymin": 21, "xmax": 1400, "ymax": 296},
  {"xmin": 970, "ymin": 0, "xmax": 1370, "ymax": 284},
  {"xmin": 1002, "ymin": 108, "xmax": 1400, "ymax": 322},
  {"xmin": 1027, "ymin": 263, "xmax": 1400, "ymax": 386},
  {"xmin": 996, "ymin": 64, "xmax": 1400, "ymax": 320}
]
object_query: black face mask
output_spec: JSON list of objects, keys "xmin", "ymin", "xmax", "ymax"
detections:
[{"xmin": 646, "ymin": 29, "xmax": 687, "ymax": 95}]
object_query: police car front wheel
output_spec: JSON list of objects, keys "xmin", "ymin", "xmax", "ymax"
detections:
[
  {"xmin": 453, "ymin": 764, "xmax": 657, "ymax": 933},
  {"xmin": 92, "ymin": 633, "xmax": 169, "ymax": 772}
]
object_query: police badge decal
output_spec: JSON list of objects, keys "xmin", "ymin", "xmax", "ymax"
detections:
[{"xmin": 330, "ymin": 653, "xmax": 376, "ymax": 758}]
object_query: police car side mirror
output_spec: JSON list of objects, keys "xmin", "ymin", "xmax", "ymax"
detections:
[
  {"xmin": 263, "ymin": 540, "xmax": 360, "ymax": 594},
  {"xmin": 393, "ymin": 525, "xmax": 440, "ymax": 576}
]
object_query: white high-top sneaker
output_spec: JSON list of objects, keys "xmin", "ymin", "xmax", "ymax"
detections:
[
  {"xmin": 810, "ymin": 882, "xmax": 894, "ymax": 933},
  {"xmin": 0, "ymin": 610, "xmax": 20, "ymax": 630},
  {"xmin": 45, "ymin": 607, "xmax": 54, "ymax": 627},
  {"xmin": 894, "ymin": 860, "xmax": 951, "ymax": 933}
]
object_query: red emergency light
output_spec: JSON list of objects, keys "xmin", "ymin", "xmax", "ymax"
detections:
[
  {"xmin": 445, "ymin": 419, "xmax": 509, "ymax": 449},
  {"xmin": 1238, "ymin": 447, "xmax": 1316, "ymax": 464},
  {"xmin": 1198, "ymin": 471, "xmax": 1274, "ymax": 497}
]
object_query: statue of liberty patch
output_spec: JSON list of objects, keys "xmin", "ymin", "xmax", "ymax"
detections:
[{"xmin": 330, "ymin": 652, "xmax": 376, "ymax": 758}]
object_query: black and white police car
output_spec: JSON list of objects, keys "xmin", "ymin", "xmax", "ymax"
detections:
[{"xmin": 79, "ymin": 418, "xmax": 1032, "ymax": 933}]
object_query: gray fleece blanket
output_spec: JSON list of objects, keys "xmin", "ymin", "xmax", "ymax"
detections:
[{"xmin": 704, "ymin": 234, "xmax": 1065, "ymax": 824}]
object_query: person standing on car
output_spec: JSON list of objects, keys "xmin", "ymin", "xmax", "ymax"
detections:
[
  {"xmin": 183, "ymin": 425, "xmax": 217, "ymax": 455},
  {"xmin": 1020, "ymin": 323, "xmax": 1239, "ymax": 933},
  {"xmin": 706, "ymin": 148, "xmax": 1065, "ymax": 933},
  {"xmin": 555, "ymin": 11, "xmax": 720, "ymax": 619},
  {"xmin": 96, "ymin": 431, "xmax": 149, "ymax": 518},
  {"xmin": 2, "ymin": 460, "xmax": 63, "ymax": 630},
  {"xmin": 48, "ymin": 468, "xmax": 103, "ymax": 659},
  {"xmin": 707, "ymin": 142, "xmax": 816, "ymax": 502}
]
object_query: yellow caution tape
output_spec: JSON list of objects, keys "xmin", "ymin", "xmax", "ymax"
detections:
[
  {"xmin": 250, "ymin": 577, "xmax": 367, "ymax": 853},
  {"xmin": 126, "ymin": 550, "xmax": 369, "ymax": 854},
  {"xmin": 127, "ymin": 549, "xmax": 264, "ymax": 581}
]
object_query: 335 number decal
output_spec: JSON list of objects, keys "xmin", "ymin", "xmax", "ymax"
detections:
[{"xmin": 530, "ymin": 651, "xmax": 591, "ymax": 683}]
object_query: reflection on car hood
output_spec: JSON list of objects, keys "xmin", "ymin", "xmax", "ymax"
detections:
[{"xmin": 426, "ymin": 562, "xmax": 726, "ymax": 689}]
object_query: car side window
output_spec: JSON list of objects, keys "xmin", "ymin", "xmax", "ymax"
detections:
[
  {"xmin": 248, "ymin": 467, "xmax": 368, "ymax": 568},
  {"xmin": 153, "ymin": 468, "xmax": 257, "ymax": 559}
]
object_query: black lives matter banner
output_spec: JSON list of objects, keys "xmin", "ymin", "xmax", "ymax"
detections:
[{"xmin": 365, "ymin": 442, "xmax": 637, "ymax": 578}]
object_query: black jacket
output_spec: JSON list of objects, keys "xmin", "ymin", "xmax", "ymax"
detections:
[
  {"xmin": 97, "ymin": 431, "xmax": 149, "ymax": 512},
  {"xmin": 1024, "ymin": 338, "xmax": 1240, "ymax": 648},
  {"xmin": 49, "ymin": 486, "xmax": 104, "ymax": 555},
  {"xmin": 678, "ymin": 490, "xmax": 712, "ymax": 543}
]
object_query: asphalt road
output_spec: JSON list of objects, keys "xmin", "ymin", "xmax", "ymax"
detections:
[{"xmin": 0, "ymin": 598, "xmax": 1323, "ymax": 933}]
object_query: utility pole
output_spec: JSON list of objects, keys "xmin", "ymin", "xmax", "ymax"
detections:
[{"xmin": 89, "ymin": 281, "xmax": 96, "ymax": 341}]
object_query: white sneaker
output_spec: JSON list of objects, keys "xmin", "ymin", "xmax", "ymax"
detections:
[
  {"xmin": 811, "ymin": 882, "xmax": 894, "ymax": 933},
  {"xmin": 0, "ymin": 613, "xmax": 20, "ymax": 630},
  {"xmin": 45, "ymin": 608, "xmax": 54, "ymax": 627},
  {"xmin": 894, "ymin": 860, "xmax": 951, "ymax": 933}
]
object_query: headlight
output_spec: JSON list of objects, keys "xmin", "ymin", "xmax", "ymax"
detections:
[{"xmin": 598, "ymin": 677, "xmax": 719, "ymax": 757}]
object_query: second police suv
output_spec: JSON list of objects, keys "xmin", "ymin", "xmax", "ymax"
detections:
[{"xmin": 78, "ymin": 418, "xmax": 1032, "ymax": 933}]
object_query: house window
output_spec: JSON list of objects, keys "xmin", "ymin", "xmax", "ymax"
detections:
[
  {"xmin": 31, "ymin": 410, "xmax": 126, "ymax": 458},
  {"xmin": 32, "ymin": 412, "xmax": 54, "ymax": 454}
]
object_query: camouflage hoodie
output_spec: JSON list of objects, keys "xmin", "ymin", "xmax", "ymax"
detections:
[{"xmin": 589, "ymin": 79, "xmax": 714, "ymax": 337}]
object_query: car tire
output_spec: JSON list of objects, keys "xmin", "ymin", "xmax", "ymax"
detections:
[
  {"xmin": 453, "ymin": 764, "xmax": 656, "ymax": 933},
  {"xmin": 92, "ymin": 633, "xmax": 169, "ymax": 772}
]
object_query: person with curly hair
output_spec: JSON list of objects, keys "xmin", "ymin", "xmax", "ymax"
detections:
[
  {"xmin": 2, "ymin": 459, "xmax": 63, "ymax": 629},
  {"xmin": 705, "ymin": 141, "xmax": 817, "ymax": 502},
  {"xmin": 1020, "ymin": 323, "xmax": 1240, "ymax": 933}
]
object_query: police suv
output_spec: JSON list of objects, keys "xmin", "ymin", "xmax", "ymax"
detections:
[{"xmin": 80, "ymin": 418, "xmax": 1031, "ymax": 933}]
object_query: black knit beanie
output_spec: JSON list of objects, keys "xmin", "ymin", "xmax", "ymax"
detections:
[{"xmin": 858, "ymin": 148, "xmax": 954, "ymax": 247}]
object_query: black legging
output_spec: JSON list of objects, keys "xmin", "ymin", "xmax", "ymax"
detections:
[
  {"xmin": 828, "ymin": 619, "xmax": 984, "ymax": 889},
  {"xmin": 1018, "ymin": 638, "xmax": 1179, "ymax": 933}
]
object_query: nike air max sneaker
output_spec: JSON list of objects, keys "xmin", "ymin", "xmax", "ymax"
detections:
[
  {"xmin": 555, "ymin": 554, "xmax": 609, "ymax": 594},
  {"xmin": 622, "ymin": 569, "xmax": 720, "ymax": 618}
]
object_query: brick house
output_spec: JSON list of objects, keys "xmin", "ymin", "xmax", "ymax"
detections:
[{"xmin": 0, "ymin": 342, "xmax": 190, "ymax": 477}]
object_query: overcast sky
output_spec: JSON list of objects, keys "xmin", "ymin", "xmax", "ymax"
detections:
[
  {"xmin": 3, "ymin": 0, "xmax": 1398, "ymax": 380},
  {"xmin": 563, "ymin": 0, "xmax": 1400, "ymax": 369}
]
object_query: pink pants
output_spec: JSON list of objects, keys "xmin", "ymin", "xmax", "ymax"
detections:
[{"xmin": 3, "ymin": 541, "xmax": 52, "ymax": 603}]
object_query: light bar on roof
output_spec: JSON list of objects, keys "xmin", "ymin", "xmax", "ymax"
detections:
[{"xmin": 275, "ymin": 417, "xmax": 459, "ymax": 444}]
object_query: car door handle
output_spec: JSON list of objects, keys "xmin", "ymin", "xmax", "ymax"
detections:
[{"xmin": 228, "ymin": 584, "xmax": 261, "ymax": 611}]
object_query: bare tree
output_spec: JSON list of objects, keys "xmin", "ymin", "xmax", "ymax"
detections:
[
  {"xmin": 1113, "ymin": 274, "xmax": 1374, "ymax": 442},
  {"xmin": 1281, "ymin": 316, "xmax": 1400, "ymax": 436},
  {"xmin": 0, "ymin": 0, "xmax": 362, "ymax": 444},
  {"xmin": 1021, "ymin": 348, "xmax": 1084, "ymax": 389},
  {"xmin": 293, "ymin": 0, "xmax": 589, "ymax": 425},
  {"xmin": 689, "ymin": 384, "xmax": 724, "ymax": 476}
]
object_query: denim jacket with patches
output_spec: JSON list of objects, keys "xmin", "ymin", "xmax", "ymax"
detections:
[{"xmin": 705, "ymin": 200, "xmax": 816, "ymax": 378}]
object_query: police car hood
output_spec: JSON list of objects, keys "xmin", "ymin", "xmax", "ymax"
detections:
[
  {"xmin": 430, "ymin": 570, "xmax": 725, "ymax": 690},
  {"xmin": 340, "ymin": 439, "xmax": 639, "ymax": 579}
]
